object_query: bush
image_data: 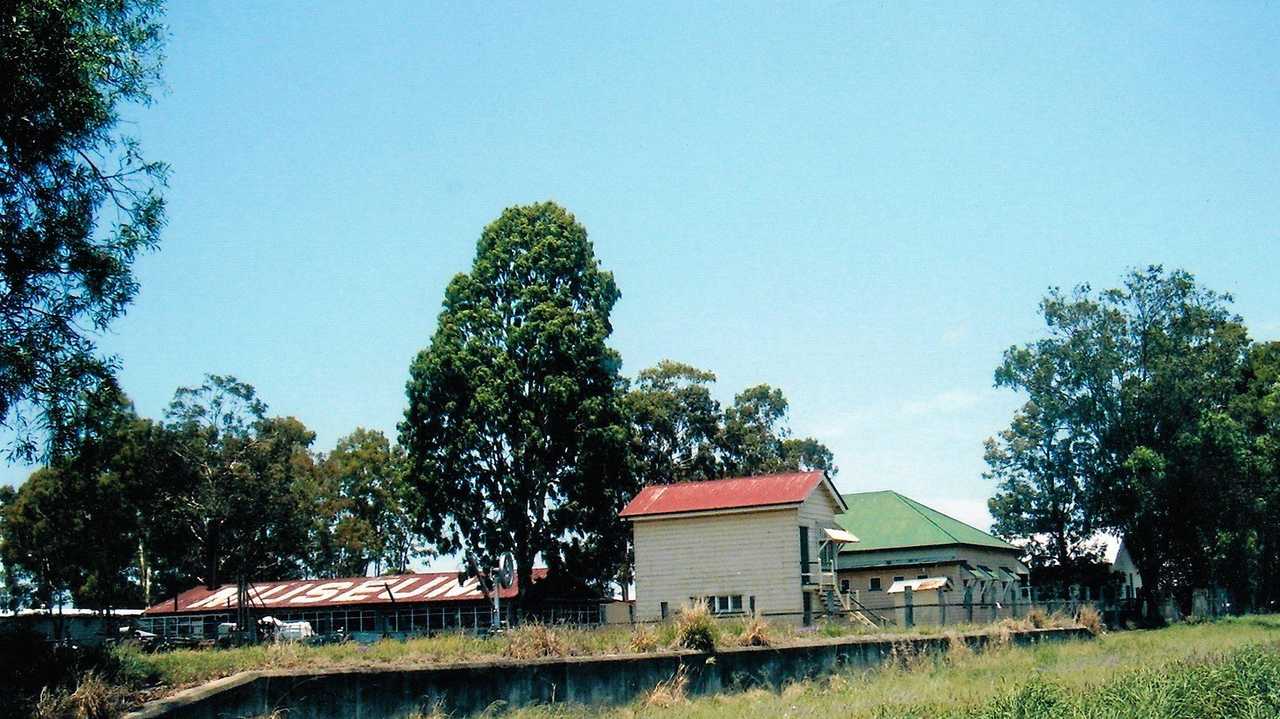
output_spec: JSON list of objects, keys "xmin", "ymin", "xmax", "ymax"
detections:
[
  {"xmin": 501, "ymin": 622, "xmax": 566, "ymax": 659},
  {"xmin": 673, "ymin": 602, "xmax": 718, "ymax": 653},
  {"xmin": 30, "ymin": 672, "xmax": 127, "ymax": 719}
]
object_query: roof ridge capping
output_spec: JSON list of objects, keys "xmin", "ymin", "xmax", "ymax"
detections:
[{"xmin": 664, "ymin": 469, "xmax": 826, "ymax": 486}]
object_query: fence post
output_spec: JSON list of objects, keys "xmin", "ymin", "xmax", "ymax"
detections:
[
  {"xmin": 938, "ymin": 588, "xmax": 946, "ymax": 625},
  {"xmin": 904, "ymin": 586, "xmax": 914, "ymax": 627},
  {"xmin": 963, "ymin": 585, "xmax": 973, "ymax": 624}
]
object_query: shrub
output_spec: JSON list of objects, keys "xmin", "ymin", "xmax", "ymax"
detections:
[
  {"xmin": 1076, "ymin": 605, "xmax": 1104, "ymax": 636},
  {"xmin": 737, "ymin": 613, "xmax": 772, "ymax": 647},
  {"xmin": 674, "ymin": 602, "xmax": 718, "ymax": 653},
  {"xmin": 501, "ymin": 622, "xmax": 566, "ymax": 660}
]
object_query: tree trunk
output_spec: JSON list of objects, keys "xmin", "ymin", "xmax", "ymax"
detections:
[{"xmin": 205, "ymin": 523, "xmax": 220, "ymax": 590}]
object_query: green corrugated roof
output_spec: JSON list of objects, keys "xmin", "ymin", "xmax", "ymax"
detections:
[{"xmin": 836, "ymin": 491, "xmax": 1016, "ymax": 554}]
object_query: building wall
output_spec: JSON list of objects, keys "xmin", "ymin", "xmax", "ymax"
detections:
[
  {"xmin": 798, "ymin": 485, "xmax": 844, "ymax": 571},
  {"xmin": 838, "ymin": 546, "xmax": 1027, "ymax": 613},
  {"xmin": 1111, "ymin": 541, "xmax": 1144, "ymax": 598},
  {"xmin": 631, "ymin": 507, "xmax": 803, "ymax": 622}
]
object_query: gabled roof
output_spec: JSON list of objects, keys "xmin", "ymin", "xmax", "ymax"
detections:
[
  {"xmin": 620, "ymin": 470, "xmax": 842, "ymax": 519},
  {"xmin": 836, "ymin": 491, "xmax": 1016, "ymax": 553}
]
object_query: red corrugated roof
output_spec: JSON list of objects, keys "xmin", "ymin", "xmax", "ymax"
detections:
[
  {"xmin": 619, "ymin": 471, "xmax": 827, "ymax": 518},
  {"xmin": 142, "ymin": 568, "xmax": 548, "ymax": 616}
]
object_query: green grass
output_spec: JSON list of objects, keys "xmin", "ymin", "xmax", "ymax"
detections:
[{"xmin": 499, "ymin": 615, "xmax": 1280, "ymax": 719}]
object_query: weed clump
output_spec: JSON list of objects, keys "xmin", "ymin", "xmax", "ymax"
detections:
[
  {"xmin": 629, "ymin": 624, "xmax": 659, "ymax": 653},
  {"xmin": 31, "ymin": 673, "xmax": 125, "ymax": 719},
  {"xmin": 1076, "ymin": 605, "xmax": 1104, "ymax": 636},
  {"xmin": 1025, "ymin": 607, "xmax": 1049, "ymax": 629},
  {"xmin": 674, "ymin": 602, "xmax": 718, "ymax": 653},
  {"xmin": 643, "ymin": 663, "xmax": 689, "ymax": 708},
  {"xmin": 736, "ymin": 613, "xmax": 772, "ymax": 647},
  {"xmin": 945, "ymin": 631, "xmax": 973, "ymax": 664},
  {"xmin": 501, "ymin": 622, "xmax": 566, "ymax": 659}
]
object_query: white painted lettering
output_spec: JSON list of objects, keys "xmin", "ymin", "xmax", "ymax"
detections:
[
  {"xmin": 291, "ymin": 581, "xmax": 352, "ymax": 604},
  {"xmin": 334, "ymin": 580, "xmax": 387, "ymax": 603},
  {"xmin": 185, "ymin": 586, "xmax": 238, "ymax": 610},
  {"xmin": 260, "ymin": 583, "xmax": 309, "ymax": 605}
]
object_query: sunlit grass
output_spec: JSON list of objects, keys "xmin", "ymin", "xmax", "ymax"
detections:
[{"xmin": 501, "ymin": 615, "xmax": 1280, "ymax": 719}]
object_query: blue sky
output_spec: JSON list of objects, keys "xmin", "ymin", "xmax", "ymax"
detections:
[{"xmin": 5, "ymin": 2, "xmax": 1279, "ymax": 533}]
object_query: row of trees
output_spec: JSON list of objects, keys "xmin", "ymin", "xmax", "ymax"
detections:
[
  {"xmin": 0, "ymin": 376, "xmax": 418, "ymax": 610},
  {"xmin": 0, "ymin": 358, "xmax": 831, "ymax": 611},
  {"xmin": 1, "ymin": 203, "xmax": 833, "ymax": 610},
  {"xmin": 986, "ymin": 267, "xmax": 1280, "ymax": 612}
]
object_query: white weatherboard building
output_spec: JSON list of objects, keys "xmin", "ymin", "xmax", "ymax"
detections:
[{"xmin": 620, "ymin": 471, "xmax": 850, "ymax": 625}]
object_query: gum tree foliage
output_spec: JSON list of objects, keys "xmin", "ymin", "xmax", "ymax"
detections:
[
  {"xmin": 1, "ymin": 0, "xmax": 168, "ymax": 462},
  {"xmin": 622, "ymin": 361, "xmax": 722, "ymax": 485},
  {"xmin": 987, "ymin": 267, "xmax": 1259, "ymax": 608},
  {"xmin": 155, "ymin": 375, "xmax": 317, "ymax": 589},
  {"xmin": 307, "ymin": 428, "xmax": 422, "ymax": 578},
  {"xmin": 624, "ymin": 361, "xmax": 836, "ymax": 484},
  {"xmin": 720, "ymin": 384, "xmax": 836, "ymax": 476},
  {"xmin": 401, "ymin": 203, "xmax": 629, "ymax": 600},
  {"xmin": 0, "ymin": 381, "xmax": 149, "ymax": 609}
]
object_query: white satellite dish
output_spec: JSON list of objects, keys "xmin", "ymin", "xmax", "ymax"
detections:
[{"xmin": 498, "ymin": 552, "xmax": 516, "ymax": 589}]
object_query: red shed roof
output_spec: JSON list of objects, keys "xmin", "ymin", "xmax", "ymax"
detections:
[
  {"xmin": 142, "ymin": 568, "xmax": 548, "ymax": 616},
  {"xmin": 620, "ymin": 471, "xmax": 838, "ymax": 519}
]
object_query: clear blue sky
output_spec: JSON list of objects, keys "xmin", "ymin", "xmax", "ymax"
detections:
[{"xmin": 5, "ymin": 2, "xmax": 1279, "ymax": 533}]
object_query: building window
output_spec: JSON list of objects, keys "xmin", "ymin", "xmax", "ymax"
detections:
[
  {"xmin": 840, "ymin": 579, "xmax": 850, "ymax": 593},
  {"xmin": 660, "ymin": 602, "xmax": 668, "ymax": 620},
  {"xmin": 893, "ymin": 576, "xmax": 904, "ymax": 583},
  {"xmin": 749, "ymin": 596, "xmax": 756, "ymax": 614},
  {"xmin": 869, "ymin": 577, "xmax": 882, "ymax": 592},
  {"xmin": 917, "ymin": 575, "xmax": 928, "ymax": 580},
  {"xmin": 710, "ymin": 594, "xmax": 744, "ymax": 615}
]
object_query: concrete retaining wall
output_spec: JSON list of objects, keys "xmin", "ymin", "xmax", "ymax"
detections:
[{"xmin": 126, "ymin": 627, "xmax": 1090, "ymax": 719}]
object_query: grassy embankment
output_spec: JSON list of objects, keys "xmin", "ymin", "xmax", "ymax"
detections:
[
  {"xmin": 499, "ymin": 615, "xmax": 1280, "ymax": 719},
  {"xmin": 114, "ymin": 612, "xmax": 1077, "ymax": 687}
]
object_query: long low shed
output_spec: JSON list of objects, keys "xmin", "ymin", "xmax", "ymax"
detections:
[{"xmin": 138, "ymin": 568, "xmax": 601, "ymax": 640}]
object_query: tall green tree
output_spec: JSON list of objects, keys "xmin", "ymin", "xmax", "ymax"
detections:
[
  {"xmin": 987, "ymin": 267, "xmax": 1253, "ymax": 609},
  {"xmin": 1226, "ymin": 342, "xmax": 1280, "ymax": 607},
  {"xmin": 1, "ymin": 0, "xmax": 168, "ymax": 462},
  {"xmin": 401, "ymin": 202, "xmax": 628, "ymax": 600}
]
